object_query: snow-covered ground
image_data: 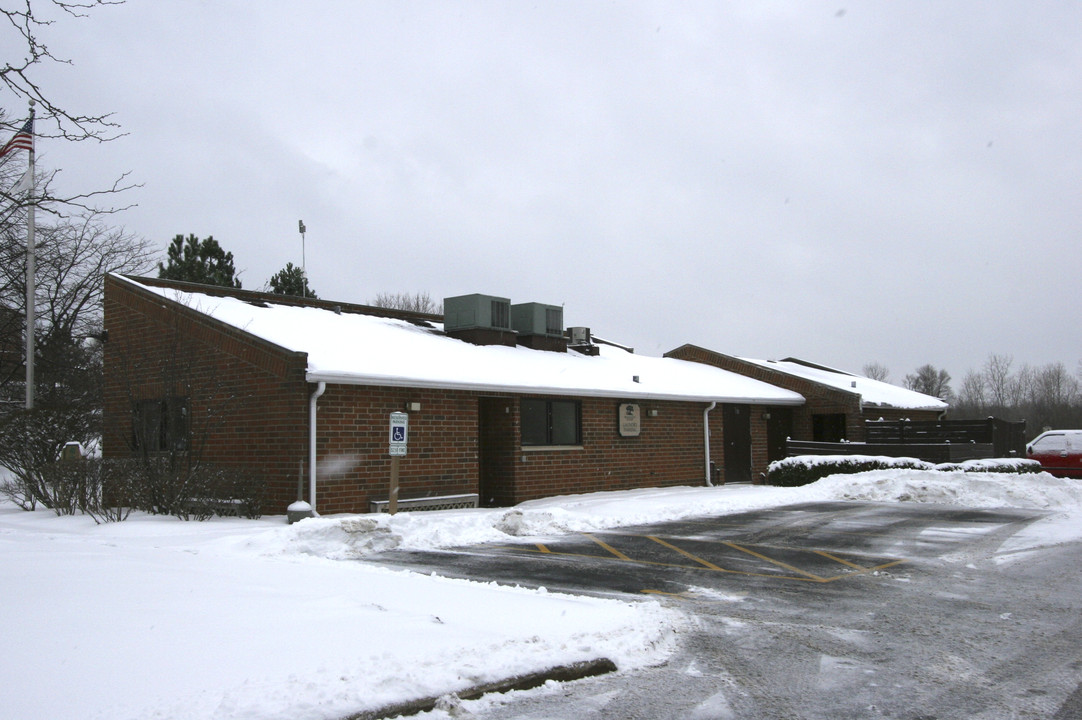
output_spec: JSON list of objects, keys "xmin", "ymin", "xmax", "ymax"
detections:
[{"xmin": 3, "ymin": 469, "xmax": 1082, "ymax": 720}]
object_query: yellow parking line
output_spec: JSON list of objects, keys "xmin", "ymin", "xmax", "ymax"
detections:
[
  {"xmin": 490, "ymin": 545, "xmax": 819, "ymax": 581},
  {"xmin": 488, "ymin": 536, "xmax": 906, "ymax": 584},
  {"xmin": 647, "ymin": 535, "xmax": 727, "ymax": 571},
  {"xmin": 723, "ymin": 541, "xmax": 827, "ymax": 582},
  {"xmin": 641, "ymin": 589, "xmax": 694, "ymax": 599},
  {"xmin": 584, "ymin": 533, "xmax": 632, "ymax": 561},
  {"xmin": 813, "ymin": 549, "xmax": 867, "ymax": 570},
  {"xmin": 818, "ymin": 558, "xmax": 907, "ymax": 582}
]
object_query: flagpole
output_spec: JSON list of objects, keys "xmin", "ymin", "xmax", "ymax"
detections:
[{"xmin": 25, "ymin": 101, "xmax": 35, "ymax": 410}]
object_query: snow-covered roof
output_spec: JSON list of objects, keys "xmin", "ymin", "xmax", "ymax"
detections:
[
  {"xmin": 740, "ymin": 357, "xmax": 948, "ymax": 411},
  {"xmin": 121, "ymin": 276, "xmax": 803, "ymax": 405}
]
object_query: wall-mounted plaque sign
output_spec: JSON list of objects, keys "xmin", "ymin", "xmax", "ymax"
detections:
[{"xmin": 618, "ymin": 403, "xmax": 641, "ymax": 437}]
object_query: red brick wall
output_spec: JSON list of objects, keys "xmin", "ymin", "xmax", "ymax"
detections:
[
  {"xmin": 505, "ymin": 397, "xmax": 709, "ymax": 504},
  {"xmin": 312, "ymin": 384, "xmax": 482, "ymax": 514},
  {"xmin": 105, "ymin": 279, "xmax": 777, "ymax": 515},
  {"xmin": 103, "ymin": 276, "xmax": 310, "ymax": 513},
  {"xmin": 311, "ymin": 392, "xmax": 723, "ymax": 510}
]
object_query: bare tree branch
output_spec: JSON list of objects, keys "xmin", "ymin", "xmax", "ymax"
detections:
[{"xmin": 2, "ymin": 0, "xmax": 125, "ymax": 142}]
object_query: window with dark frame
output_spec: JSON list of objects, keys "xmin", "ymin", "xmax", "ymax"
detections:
[
  {"xmin": 521, "ymin": 398, "xmax": 581, "ymax": 446},
  {"xmin": 133, "ymin": 396, "xmax": 190, "ymax": 452}
]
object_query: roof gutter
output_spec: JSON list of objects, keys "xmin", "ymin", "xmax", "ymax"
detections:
[
  {"xmin": 309, "ymin": 381, "xmax": 326, "ymax": 511},
  {"xmin": 305, "ymin": 371, "xmax": 805, "ymax": 407},
  {"xmin": 703, "ymin": 401, "xmax": 717, "ymax": 487}
]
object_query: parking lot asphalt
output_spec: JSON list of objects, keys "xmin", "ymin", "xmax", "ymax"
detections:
[
  {"xmin": 364, "ymin": 500, "xmax": 1082, "ymax": 719},
  {"xmin": 365, "ymin": 501, "xmax": 1042, "ymax": 599}
]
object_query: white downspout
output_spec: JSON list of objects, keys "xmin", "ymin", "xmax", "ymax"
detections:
[
  {"xmin": 703, "ymin": 401, "xmax": 717, "ymax": 486},
  {"xmin": 309, "ymin": 381, "xmax": 326, "ymax": 511}
]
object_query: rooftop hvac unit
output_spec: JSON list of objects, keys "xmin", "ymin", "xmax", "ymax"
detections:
[
  {"xmin": 568, "ymin": 326, "xmax": 591, "ymax": 345},
  {"xmin": 443, "ymin": 294, "xmax": 511, "ymax": 332},
  {"xmin": 510, "ymin": 302, "xmax": 563, "ymax": 338}
]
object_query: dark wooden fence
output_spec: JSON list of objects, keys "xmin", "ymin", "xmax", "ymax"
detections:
[
  {"xmin": 785, "ymin": 439, "xmax": 994, "ymax": 463},
  {"xmin": 864, "ymin": 418, "xmax": 1027, "ymax": 457}
]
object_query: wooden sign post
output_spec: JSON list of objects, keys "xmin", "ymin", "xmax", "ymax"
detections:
[{"xmin": 388, "ymin": 412, "xmax": 408, "ymax": 515}]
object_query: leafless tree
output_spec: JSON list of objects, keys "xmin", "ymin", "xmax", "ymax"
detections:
[
  {"xmin": 0, "ymin": 210, "xmax": 153, "ymax": 404},
  {"xmin": 949, "ymin": 353, "xmax": 1082, "ymax": 435},
  {"xmin": 904, "ymin": 364, "xmax": 953, "ymax": 401},
  {"xmin": 2, "ymin": 1, "xmax": 124, "ymax": 142},
  {"xmin": 862, "ymin": 362, "xmax": 890, "ymax": 382},
  {"xmin": 984, "ymin": 354, "xmax": 1013, "ymax": 409},
  {"xmin": 957, "ymin": 370, "xmax": 987, "ymax": 414},
  {"xmin": 370, "ymin": 291, "xmax": 442, "ymax": 315},
  {"xmin": 2, "ymin": 2, "xmax": 139, "ymax": 217}
]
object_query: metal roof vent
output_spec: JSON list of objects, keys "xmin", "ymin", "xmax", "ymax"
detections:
[
  {"xmin": 443, "ymin": 294, "xmax": 517, "ymax": 347},
  {"xmin": 511, "ymin": 302, "xmax": 567, "ymax": 352},
  {"xmin": 567, "ymin": 326, "xmax": 599, "ymax": 356}
]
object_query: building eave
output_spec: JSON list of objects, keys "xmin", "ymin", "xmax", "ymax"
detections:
[{"xmin": 305, "ymin": 370, "xmax": 806, "ymax": 406}]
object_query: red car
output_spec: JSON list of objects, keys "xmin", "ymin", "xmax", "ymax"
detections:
[{"xmin": 1026, "ymin": 430, "xmax": 1082, "ymax": 478}]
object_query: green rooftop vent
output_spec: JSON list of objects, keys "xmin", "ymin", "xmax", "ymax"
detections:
[
  {"xmin": 511, "ymin": 302, "xmax": 563, "ymax": 338},
  {"xmin": 443, "ymin": 294, "xmax": 511, "ymax": 332}
]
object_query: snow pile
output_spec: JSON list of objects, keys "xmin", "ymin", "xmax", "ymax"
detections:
[
  {"xmin": 272, "ymin": 469, "xmax": 1082, "ymax": 561},
  {"xmin": 798, "ymin": 469, "xmax": 1082, "ymax": 510},
  {"xmin": 272, "ymin": 485, "xmax": 803, "ymax": 560},
  {"xmin": 0, "ymin": 505, "xmax": 681, "ymax": 720}
]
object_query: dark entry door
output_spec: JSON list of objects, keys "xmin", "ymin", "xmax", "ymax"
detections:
[
  {"xmin": 812, "ymin": 413, "xmax": 847, "ymax": 442},
  {"xmin": 766, "ymin": 407, "xmax": 793, "ymax": 463},
  {"xmin": 478, "ymin": 398, "xmax": 514, "ymax": 507},
  {"xmin": 723, "ymin": 404, "xmax": 752, "ymax": 483}
]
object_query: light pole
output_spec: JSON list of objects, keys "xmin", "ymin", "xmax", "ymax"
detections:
[{"xmin": 298, "ymin": 220, "xmax": 306, "ymax": 277}]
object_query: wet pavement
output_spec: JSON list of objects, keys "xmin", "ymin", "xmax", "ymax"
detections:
[
  {"xmin": 365, "ymin": 501, "xmax": 1082, "ymax": 719},
  {"xmin": 365, "ymin": 501, "xmax": 1041, "ymax": 599}
]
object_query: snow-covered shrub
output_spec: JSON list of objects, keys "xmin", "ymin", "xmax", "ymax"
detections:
[
  {"xmin": 934, "ymin": 458, "xmax": 1043, "ymax": 474},
  {"xmin": 766, "ymin": 455, "xmax": 934, "ymax": 487},
  {"xmin": 768, "ymin": 454, "xmax": 1046, "ymax": 487}
]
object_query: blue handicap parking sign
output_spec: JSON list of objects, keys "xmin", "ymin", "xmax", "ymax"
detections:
[{"xmin": 389, "ymin": 412, "xmax": 409, "ymax": 452}]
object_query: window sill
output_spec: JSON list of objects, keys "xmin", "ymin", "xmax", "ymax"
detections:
[{"xmin": 521, "ymin": 445, "xmax": 584, "ymax": 452}]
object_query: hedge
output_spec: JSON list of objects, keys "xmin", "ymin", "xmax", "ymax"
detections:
[{"xmin": 765, "ymin": 455, "xmax": 1040, "ymax": 488}]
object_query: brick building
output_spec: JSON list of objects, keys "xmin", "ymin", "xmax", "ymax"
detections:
[
  {"xmin": 664, "ymin": 345, "xmax": 948, "ymax": 462},
  {"xmin": 103, "ymin": 276, "xmax": 804, "ymax": 515}
]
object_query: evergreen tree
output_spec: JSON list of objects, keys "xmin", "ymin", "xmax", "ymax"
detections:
[
  {"xmin": 267, "ymin": 262, "xmax": 317, "ymax": 298},
  {"xmin": 157, "ymin": 234, "xmax": 241, "ymax": 288}
]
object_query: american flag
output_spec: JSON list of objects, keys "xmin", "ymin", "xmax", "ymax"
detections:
[{"xmin": 0, "ymin": 117, "xmax": 33, "ymax": 159}]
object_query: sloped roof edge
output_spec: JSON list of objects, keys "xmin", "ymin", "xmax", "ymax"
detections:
[
  {"xmin": 115, "ymin": 276, "xmax": 806, "ymax": 406},
  {"xmin": 305, "ymin": 370, "xmax": 806, "ymax": 404}
]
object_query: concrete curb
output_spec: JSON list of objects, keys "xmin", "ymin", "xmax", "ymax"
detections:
[{"xmin": 345, "ymin": 657, "xmax": 618, "ymax": 719}]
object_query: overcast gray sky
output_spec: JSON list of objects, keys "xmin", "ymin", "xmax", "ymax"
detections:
[{"xmin": 20, "ymin": 1, "xmax": 1082, "ymax": 384}]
